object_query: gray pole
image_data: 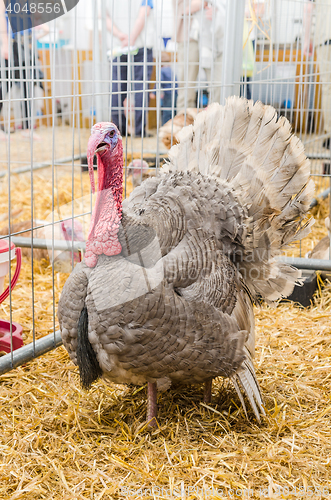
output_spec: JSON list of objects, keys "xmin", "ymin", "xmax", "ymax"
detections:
[
  {"xmin": 0, "ymin": 331, "xmax": 63, "ymax": 375},
  {"xmin": 278, "ymin": 256, "xmax": 331, "ymax": 272},
  {"xmin": 221, "ymin": 0, "xmax": 246, "ymax": 103}
]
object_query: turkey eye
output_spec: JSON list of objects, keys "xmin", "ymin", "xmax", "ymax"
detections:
[{"xmin": 109, "ymin": 130, "xmax": 115, "ymax": 138}]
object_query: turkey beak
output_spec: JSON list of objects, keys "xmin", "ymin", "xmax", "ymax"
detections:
[{"xmin": 87, "ymin": 132, "xmax": 104, "ymax": 194}]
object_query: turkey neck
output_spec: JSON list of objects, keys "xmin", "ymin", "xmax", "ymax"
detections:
[
  {"xmin": 96, "ymin": 141, "xmax": 123, "ymax": 212},
  {"xmin": 85, "ymin": 141, "xmax": 123, "ymax": 267}
]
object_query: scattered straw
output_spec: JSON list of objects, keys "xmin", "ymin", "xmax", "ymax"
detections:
[{"xmin": 1, "ymin": 292, "xmax": 331, "ymax": 499}]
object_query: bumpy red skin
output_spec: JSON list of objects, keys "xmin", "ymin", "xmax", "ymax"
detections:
[{"xmin": 85, "ymin": 123, "xmax": 123, "ymax": 268}]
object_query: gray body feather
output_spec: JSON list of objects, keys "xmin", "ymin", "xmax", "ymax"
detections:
[{"xmin": 58, "ymin": 98, "xmax": 313, "ymax": 421}]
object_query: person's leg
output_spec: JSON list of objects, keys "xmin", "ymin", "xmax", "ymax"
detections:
[
  {"xmin": 13, "ymin": 40, "xmax": 30, "ymax": 130},
  {"xmin": 0, "ymin": 58, "xmax": 10, "ymax": 139},
  {"xmin": 21, "ymin": 64, "xmax": 29, "ymax": 130},
  {"xmin": 111, "ymin": 55, "xmax": 127, "ymax": 135},
  {"xmin": 317, "ymin": 45, "xmax": 331, "ymax": 139},
  {"xmin": 133, "ymin": 48, "xmax": 153, "ymax": 137},
  {"xmin": 144, "ymin": 48, "xmax": 153, "ymax": 134},
  {"xmin": 176, "ymin": 40, "xmax": 199, "ymax": 111},
  {"xmin": 240, "ymin": 76, "xmax": 251, "ymax": 100},
  {"xmin": 161, "ymin": 91, "xmax": 172, "ymax": 124},
  {"xmin": 204, "ymin": 67, "xmax": 211, "ymax": 104},
  {"xmin": 132, "ymin": 49, "xmax": 144, "ymax": 137},
  {"xmin": 247, "ymin": 77, "xmax": 252, "ymax": 100},
  {"xmin": 0, "ymin": 58, "xmax": 9, "ymax": 119},
  {"xmin": 208, "ymin": 52, "xmax": 223, "ymax": 104}
]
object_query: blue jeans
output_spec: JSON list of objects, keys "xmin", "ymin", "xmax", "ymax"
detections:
[
  {"xmin": 161, "ymin": 91, "xmax": 176, "ymax": 125},
  {"xmin": 111, "ymin": 48, "xmax": 153, "ymax": 136}
]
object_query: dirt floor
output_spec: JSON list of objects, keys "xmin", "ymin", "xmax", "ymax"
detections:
[
  {"xmin": 0, "ymin": 125, "xmax": 168, "ymax": 176},
  {"xmin": 0, "ymin": 126, "xmax": 331, "ymax": 499}
]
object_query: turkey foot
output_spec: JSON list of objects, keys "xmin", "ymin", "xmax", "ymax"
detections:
[
  {"xmin": 147, "ymin": 382, "xmax": 158, "ymax": 428},
  {"xmin": 203, "ymin": 378, "xmax": 213, "ymax": 404}
]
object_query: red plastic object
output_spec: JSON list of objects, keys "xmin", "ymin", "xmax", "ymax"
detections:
[
  {"xmin": 0, "ymin": 320, "xmax": 23, "ymax": 353},
  {"xmin": 0, "ymin": 244, "xmax": 23, "ymax": 352},
  {"xmin": 0, "ymin": 247, "xmax": 22, "ymax": 304},
  {"xmin": 0, "ymin": 239, "xmax": 15, "ymax": 254}
]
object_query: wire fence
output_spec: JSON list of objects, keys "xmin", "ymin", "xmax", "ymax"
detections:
[{"xmin": 0, "ymin": 0, "xmax": 330, "ymax": 373}]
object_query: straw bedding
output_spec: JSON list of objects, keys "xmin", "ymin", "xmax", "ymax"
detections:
[{"xmin": 0, "ymin": 168, "xmax": 331, "ymax": 499}]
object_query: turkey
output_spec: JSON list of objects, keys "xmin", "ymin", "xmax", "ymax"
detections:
[
  {"xmin": 159, "ymin": 108, "xmax": 199, "ymax": 149},
  {"xmin": 126, "ymin": 159, "xmax": 150, "ymax": 187},
  {"xmin": 306, "ymin": 216, "xmax": 330, "ymax": 261},
  {"xmin": 306, "ymin": 216, "xmax": 330, "ymax": 280},
  {"xmin": 58, "ymin": 97, "xmax": 314, "ymax": 427}
]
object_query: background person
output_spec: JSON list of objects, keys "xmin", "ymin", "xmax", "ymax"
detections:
[
  {"xmin": 0, "ymin": 1, "xmax": 48, "ymax": 140},
  {"xmin": 173, "ymin": 0, "xmax": 226, "ymax": 111},
  {"xmin": 107, "ymin": 0, "xmax": 154, "ymax": 137}
]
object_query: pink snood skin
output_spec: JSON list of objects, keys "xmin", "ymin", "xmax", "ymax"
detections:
[{"xmin": 85, "ymin": 123, "xmax": 123, "ymax": 268}]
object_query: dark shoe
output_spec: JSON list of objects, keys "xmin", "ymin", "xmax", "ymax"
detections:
[
  {"xmin": 323, "ymin": 137, "xmax": 330, "ymax": 149},
  {"xmin": 323, "ymin": 162, "xmax": 330, "ymax": 175}
]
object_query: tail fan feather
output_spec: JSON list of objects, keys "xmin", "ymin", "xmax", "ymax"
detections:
[
  {"xmin": 165, "ymin": 96, "xmax": 314, "ymax": 302},
  {"xmin": 231, "ymin": 354, "xmax": 265, "ymax": 423}
]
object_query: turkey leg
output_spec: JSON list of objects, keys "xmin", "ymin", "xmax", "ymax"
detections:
[
  {"xmin": 147, "ymin": 382, "xmax": 158, "ymax": 428},
  {"xmin": 203, "ymin": 378, "xmax": 213, "ymax": 404}
]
